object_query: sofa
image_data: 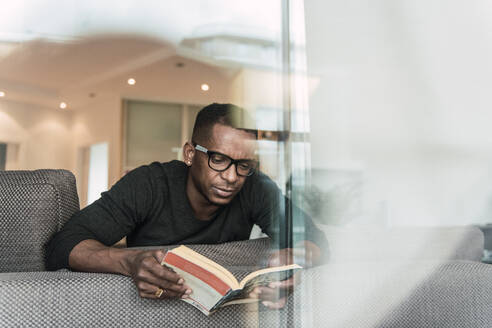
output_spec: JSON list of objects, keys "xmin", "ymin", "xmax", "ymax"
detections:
[{"xmin": 1, "ymin": 169, "xmax": 492, "ymax": 327}]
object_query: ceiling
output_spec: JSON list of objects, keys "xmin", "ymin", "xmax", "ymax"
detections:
[
  {"xmin": 0, "ymin": 1, "xmax": 281, "ymax": 112},
  {"xmin": 0, "ymin": 35, "xmax": 243, "ymax": 111}
]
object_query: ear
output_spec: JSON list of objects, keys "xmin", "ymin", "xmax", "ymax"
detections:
[{"xmin": 183, "ymin": 142, "xmax": 195, "ymax": 166}]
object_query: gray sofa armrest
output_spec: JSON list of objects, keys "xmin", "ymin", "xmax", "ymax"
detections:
[
  {"xmin": 3, "ymin": 260, "xmax": 492, "ymax": 327},
  {"xmin": 0, "ymin": 169, "xmax": 80, "ymax": 272},
  {"xmin": 261, "ymin": 260, "xmax": 492, "ymax": 327},
  {"xmin": 0, "ymin": 271, "xmax": 262, "ymax": 327},
  {"xmin": 0, "ymin": 238, "xmax": 275, "ymax": 327}
]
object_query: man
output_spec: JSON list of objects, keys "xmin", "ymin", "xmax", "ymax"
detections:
[{"xmin": 46, "ymin": 103, "xmax": 328, "ymax": 309}]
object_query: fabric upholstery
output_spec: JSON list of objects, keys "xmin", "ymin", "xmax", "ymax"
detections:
[
  {"xmin": 0, "ymin": 170, "xmax": 79, "ymax": 272},
  {"xmin": 0, "ymin": 271, "xmax": 262, "ymax": 328},
  {"xmin": 260, "ymin": 260, "xmax": 492, "ymax": 327},
  {"xmin": 318, "ymin": 225, "xmax": 484, "ymax": 262},
  {"xmin": 0, "ymin": 238, "xmax": 273, "ymax": 328},
  {"xmin": 3, "ymin": 257, "xmax": 492, "ymax": 327},
  {"xmin": 1, "ymin": 168, "xmax": 491, "ymax": 327}
]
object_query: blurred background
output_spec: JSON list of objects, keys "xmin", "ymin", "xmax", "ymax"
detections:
[{"xmin": 1, "ymin": 0, "xmax": 492, "ymax": 230}]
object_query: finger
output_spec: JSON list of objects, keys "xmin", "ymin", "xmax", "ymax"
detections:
[
  {"xmin": 269, "ymin": 272, "xmax": 301, "ymax": 289},
  {"xmin": 136, "ymin": 281, "xmax": 184, "ymax": 299},
  {"xmin": 155, "ymin": 288, "xmax": 182, "ymax": 299},
  {"xmin": 136, "ymin": 280, "xmax": 157, "ymax": 294},
  {"xmin": 256, "ymin": 286, "xmax": 287, "ymax": 302},
  {"xmin": 137, "ymin": 258, "xmax": 189, "ymax": 294},
  {"xmin": 140, "ymin": 289, "xmax": 182, "ymax": 299},
  {"xmin": 248, "ymin": 287, "xmax": 262, "ymax": 299},
  {"xmin": 152, "ymin": 250, "xmax": 167, "ymax": 264},
  {"xmin": 141, "ymin": 250, "xmax": 183, "ymax": 285},
  {"xmin": 147, "ymin": 253, "xmax": 183, "ymax": 284},
  {"xmin": 136, "ymin": 283, "xmax": 182, "ymax": 299},
  {"xmin": 135, "ymin": 270, "xmax": 189, "ymax": 295},
  {"xmin": 157, "ymin": 269, "xmax": 192, "ymax": 294},
  {"xmin": 138, "ymin": 291, "xmax": 161, "ymax": 300},
  {"xmin": 268, "ymin": 277, "xmax": 295, "ymax": 289},
  {"xmin": 262, "ymin": 298, "xmax": 287, "ymax": 309},
  {"xmin": 153, "ymin": 264, "xmax": 184, "ymax": 286},
  {"xmin": 135, "ymin": 269, "xmax": 187, "ymax": 294}
]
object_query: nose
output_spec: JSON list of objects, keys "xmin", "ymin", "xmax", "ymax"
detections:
[{"xmin": 220, "ymin": 163, "xmax": 239, "ymax": 184}]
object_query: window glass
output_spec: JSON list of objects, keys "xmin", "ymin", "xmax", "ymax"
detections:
[{"xmin": 0, "ymin": 1, "xmax": 312, "ymax": 325}]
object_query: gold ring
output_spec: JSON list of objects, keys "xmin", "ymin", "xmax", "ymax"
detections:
[{"xmin": 155, "ymin": 288, "xmax": 164, "ymax": 298}]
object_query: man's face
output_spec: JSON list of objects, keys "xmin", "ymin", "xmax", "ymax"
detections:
[{"xmin": 189, "ymin": 124, "xmax": 257, "ymax": 207}]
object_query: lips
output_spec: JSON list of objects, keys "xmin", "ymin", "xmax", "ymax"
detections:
[{"xmin": 212, "ymin": 186, "xmax": 236, "ymax": 198}]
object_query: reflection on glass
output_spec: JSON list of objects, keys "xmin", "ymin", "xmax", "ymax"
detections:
[{"xmin": 0, "ymin": 0, "xmax": 317, "ymax": 326}]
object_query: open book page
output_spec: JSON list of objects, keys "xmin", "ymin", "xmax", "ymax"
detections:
[
  {"xmin": 211, "ymin": 289, "xmax": 259, "ymax": 310},
  {"xmin": 228, "ymin": 266, "xmax": 262, "ymax": 284},
  {"xmin": 208, "ymin": 266, "xmax": 259, "ymax": 310},
  {"xmin": 239, "ymin": 264, "xmax": 302, "ymax": 290},
  {"xmin": 212, "ymin": 265, "xmax": 302, "ymax": 309}
]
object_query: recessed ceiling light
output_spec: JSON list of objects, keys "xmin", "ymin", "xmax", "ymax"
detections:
[
  {"xmin": 59, "ymin": 102, "xmax": 67, "ymax": 109},
  {"xmin": 128, "ymin": 78, "xmax": 136, "ymax": 85},
  {"xmin": 201, "ymin": 84, "xmax": 210, "ymax": 91},
  {"xmin": 0, "ymin": 91, "xmax": 5, "ymax": 97}
]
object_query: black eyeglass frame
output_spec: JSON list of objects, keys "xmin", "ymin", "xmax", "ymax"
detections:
[{"xmin": 193, "ymin": 143, "xmax": 258, "ymax": 177}]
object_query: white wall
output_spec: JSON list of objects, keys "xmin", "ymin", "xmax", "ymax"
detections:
[
  {"xmin": 304, "ymin": 0, "xmax": 492, "ymax": 226},
  {"xmin": 72, "ymin": 96, "xmax": 122, "ymax": 192},
  {"xmin": 71, "ymin": 58, "xmax": 235, "ymax": 196},
  {"xmin": 0, "ymin": 56, "xmax": 236, "ymax": 209},
  {"xmin": 0, "ymin": 100, "xmax": 72, "ymax": 170}
]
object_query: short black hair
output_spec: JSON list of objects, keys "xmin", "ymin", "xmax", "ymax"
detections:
[{"xmin": 191, "ymin": 103, "xmax": 257, "ymax": 143}]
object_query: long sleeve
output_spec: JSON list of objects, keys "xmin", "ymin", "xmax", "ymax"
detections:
[{"xmin": 45, "ymin": 165, "xmax": 155, "ymax": 270}]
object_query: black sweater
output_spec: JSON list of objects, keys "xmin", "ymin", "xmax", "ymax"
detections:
[{"xmin": 46, "ymin": 161, "xmax": 328, "ymax": 270}]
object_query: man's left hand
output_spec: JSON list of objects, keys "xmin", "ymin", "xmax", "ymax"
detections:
[
  {"xmin": 249, "ymin": 242, "xmax": 323, "ymax": 309},
  {"xmin": 249, "ymin": 248, "xmax": 299, "ymax": 309}
]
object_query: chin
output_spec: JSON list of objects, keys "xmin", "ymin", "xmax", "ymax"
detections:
[
  {"xmin": 208, "ymin": 195, "xmax": 234, "ymax": 206},
  {"xmin": 205, "ymin": 185, "xmax": 239, "ymax": 206},
  {"xmin": 207, "ymin": 191, "xmax": 237, "ymax": 206}
]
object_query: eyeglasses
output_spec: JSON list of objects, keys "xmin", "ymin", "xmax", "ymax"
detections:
[{"xmin": 193, "ymin": 143, "xmax": 258, "ymax": 177}]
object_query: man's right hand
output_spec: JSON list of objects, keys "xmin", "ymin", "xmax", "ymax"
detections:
[
  {"xmin": 68, "ymin": 240, "xmax": 192, "ymax": 300},
  {"xmin": 125, "ymin": 250, "xmax": 192, "ymax": 299}
]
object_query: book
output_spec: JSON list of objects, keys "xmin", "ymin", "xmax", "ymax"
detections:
[{"xmin": 161, "ymin": 245, "xmax": 302, "ymax": 316}]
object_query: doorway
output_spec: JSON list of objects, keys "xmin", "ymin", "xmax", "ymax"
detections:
[{"xmin": 77, "ymin": 142, "xmax": 109, "ymax": 207}]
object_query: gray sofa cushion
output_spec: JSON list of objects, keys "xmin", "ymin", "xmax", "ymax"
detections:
[
  {"xmin": 3, "ymin": 258, "xmax": 492, "ymax": 327},
  {"xmin": 318, "ymin": 225, "xmax": 484, "ymax": 262},
  {"xmin": 0, "ymin": 271, "xmax": 264, "ymax": 327},
  {"xmin": 260, "ymin": 260, "xmax": 492, "ymax": 328},
  {"xmin": 0, "ymin": 238, "xmax": 274, "ymax": 327},
  {"xmin": 0, "ymin": 170, "xmax": 79, "ymax": 272}
]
